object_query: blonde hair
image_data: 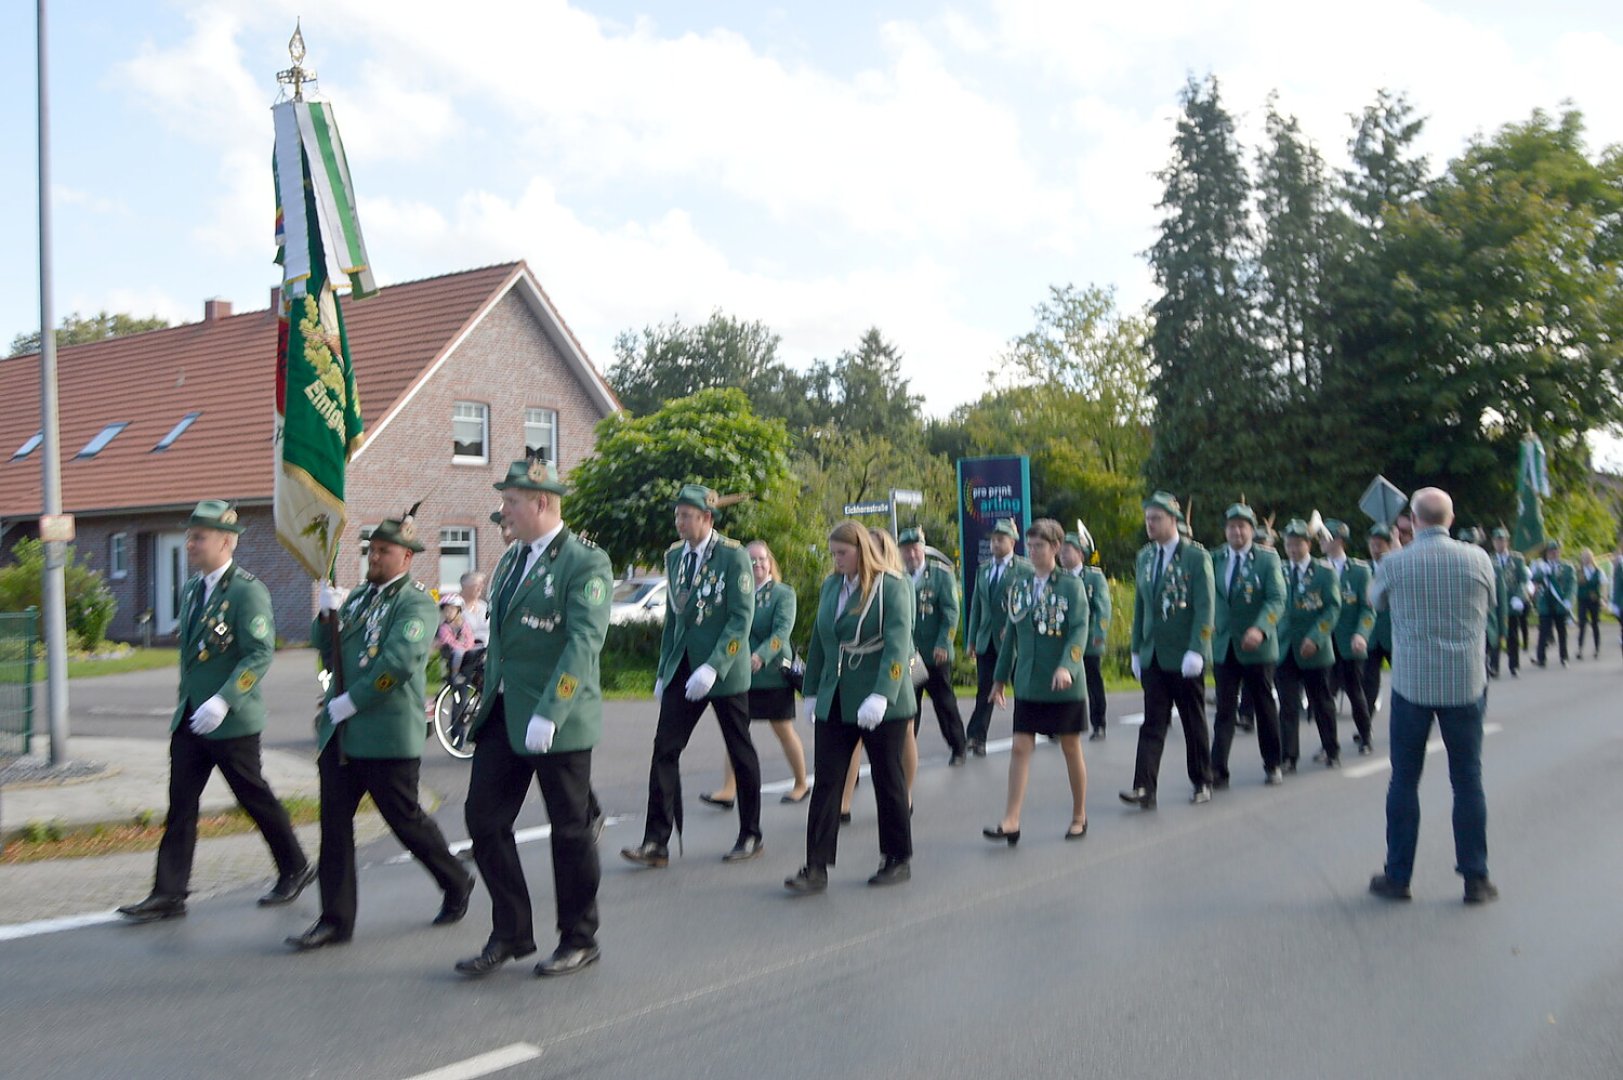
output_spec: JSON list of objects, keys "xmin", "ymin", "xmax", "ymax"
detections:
[
  {"xmin": 828, "ymin": 519, "xmax": 887, "ymax": 601},
  {"xmin": 746, "ymin": 539, "xmax": 782, "ymax": 584},
  {"xmin": 867, "ymin": 526, "xmax": 905, "ymax": 575}
]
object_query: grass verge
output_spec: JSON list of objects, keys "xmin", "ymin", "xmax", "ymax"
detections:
[{"xmin": 0, "ymin": 794, "xmax": 342, "ymax": 863}]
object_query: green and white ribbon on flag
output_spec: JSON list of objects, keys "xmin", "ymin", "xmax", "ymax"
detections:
[
  {"xmin": 273, "ymin": 99, "xmax": 368, "ymax": 580},
  {"xmin": 1512, "ymin": 432, "xmax": 1550, "ymax": 556}
]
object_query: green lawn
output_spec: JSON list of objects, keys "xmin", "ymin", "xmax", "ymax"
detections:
[{"xmin": 67, "ymin": 648, "xmax": 179, "ymax": 679}]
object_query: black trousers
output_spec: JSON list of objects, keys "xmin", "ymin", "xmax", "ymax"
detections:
[
  {"xmin": 912, "ymin": 659, "xmax": 967, "ymax": 754},
  {"xmin": 1277, "ymin": 653, "xmax": 1337, "ymax": 764},
  {"xmin": 1362, "ymin": 644, "xmax": 1390, "ymax": 714},
  {"xmin": 965, "ymin": 645, "xmax": 999, "ymax": 744},
  {"xmin": 643, "ymin": 657, "xmax": 760, "ymax": 847},
  {"xmin": 316, "ymin": 740, "xmax": 467, "ymax": 936},
  {"xmin": 1132, "ymin": 663, "xmax": 1211, "ymax": 796},
  {"xmin": 1488, "ymin": 615, "xmax": 1517, "ymax": 674},
  {"xmin": 1332, "ymin": 648, "xmax": 1373, "ymax": 747},
  {"xmin": 465, "ymin": 698, "xmax": 600, "ymax": 952},
  {"xmin": 1211, "ymin": 648, "xmax": 1280, "ymax": 781},
  {"xmin": 1508, "ymin": 609, "xmax": 1530, "ymax": 651},
  {"xmin": 154, "ymin": 725, "xmax": 306, "ymax": 898},
  {"xmin": 806, "ymin": 700, "xmax": 911, "ymax": 869},
  {"xmin": 1083, "ymin": 655, "xmax": 1106, "ymax": 732},
  {"xmin": 1536, "ymin": 613, "xmax": 1568, "ymax": 665},
  {"xmin": 1577, "ymin": 598, "xmax": 1601, "ymax": 653}
]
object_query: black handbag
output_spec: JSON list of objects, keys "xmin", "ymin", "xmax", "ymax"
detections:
[{"xmin": 781, "ymin": 651, "xmax": 806, "ymax": 694}]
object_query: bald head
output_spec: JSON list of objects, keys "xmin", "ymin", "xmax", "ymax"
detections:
[{"xmin": 1411, "ymin": 487, "xmax": 1454, "ymax": 529}]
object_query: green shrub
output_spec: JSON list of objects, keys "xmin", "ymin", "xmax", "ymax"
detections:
[{"xmin": 0, "ymin": 538, "xmax": 117, "ymax": 646}]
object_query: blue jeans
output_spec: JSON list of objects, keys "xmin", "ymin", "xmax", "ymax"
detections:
[{"xmin": 1384, "ymin": 691, "xmax": 1488, "ymax": 885}]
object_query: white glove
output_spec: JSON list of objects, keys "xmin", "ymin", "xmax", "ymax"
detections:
[
  {"xmin": 188, "ymin": 694, "xmax": 228, "ymax": 735},
  {"xmin": 684, "ymin": 663, "xmax": 718, "ymax": 701},
  {"xmin": 525, "ymin": 715, "xmax": 556, "ymax": 754},
  {"xmin": 654, "ymin": 678, "xmax": 665, "ymax": 700},
  {"xmin": 1130, "ymin": 655, "xmax": 1142, "ymax": 681},
  {"xmin": 1181, "ymin": 650, "xmax": 1204, "ymax": 678},
  {"xmin": 327, "ymin": 692, "xmax": 357, "ymax": 725},
  {"xmin": 856, "ymin": 693, "xmax": 887, "ymax": 729},
  {"xmin": 318, "ymin": 584, "xmax": 346, "ymax": 614},
  {"xmin": 1510, "ymin": 597, "xmax": 1525, "ymax": 613},
  {"xmin": 804, "ymin": 696, "xmax": 819, "ymax": 722}
]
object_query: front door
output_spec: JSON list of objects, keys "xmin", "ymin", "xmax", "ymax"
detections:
[{"xmin": 153, "ymin": 532, "xmax": 187, "ymax": 636}]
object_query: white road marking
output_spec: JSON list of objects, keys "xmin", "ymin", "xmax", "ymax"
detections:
[
  {"xmin": 1342, "ymin": 722, "xmax": 1503, "ymax": 780},
  {"xmin": 0, "ymin": 911, "xmax": 122, "ymax": 942},
  {"xmin": 400, "ymin": 1042, "xmax": 541, "ymax": 1080},
  {"xmin": 1121, "ymin": 713, "xmax": 1145, "ymax": 727}
]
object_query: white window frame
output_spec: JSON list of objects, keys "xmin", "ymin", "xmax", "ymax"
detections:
[
  {"xmin": 358, "ymin": 526, "xmax": 376, "ymax": 580},
  {"xmin": 452, "ymin": 401, "xmax": 489, "ymax": 465},
  {"xmin": 108, "ymin": 532, "xmax": 129, "ymax": 580},
  {"xmin": 524, "ymin": 407, "xmax": 559, "ymax": 464},
  {"xmin": 439, "ymin": 526, "xmax": 477, "ymax": 595}
]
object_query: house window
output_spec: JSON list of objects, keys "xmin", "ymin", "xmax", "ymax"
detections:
[
  {"xmin": 11, "ymin": 432, "xmax": 41, "ymax": 460},
  {"xmin": 152, "ymin": 411, "xmax": 201, "ymax": 452},
  {"xmin": 76, "ymin": 422, "xmax": 129, "ymax": 458},
  {"xmin": 452, "ymin": 402, "xmax": 489, "ymax": 464},
  {"xmin": 439, "ymin": 527, "xmax": 475, "ymax": 594},
  {"xmin": 109, "ymin": 533, "xmax": 129, "ymax": 579},
  {"xmin": 524, "ymin": 407, "xmax": 558, "ymax": 464},
  {"xmin": 358, "ymin": 526, "xmax": 376, "ymax": 579}
]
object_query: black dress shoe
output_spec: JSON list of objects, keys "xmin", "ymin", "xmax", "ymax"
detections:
[
  {"xmin": 620, "ymin": 842, "xmax": 669, "ymax": 868},
  {"xmin": 1064, "ymin": 820, "xmax": 1088, "ymax": 841},
  {"xmin": 780, "ymin": 789, "xmax": 810, "ymax": 803},
  {"xmin": 454, "ymin": 939, "xmax": 538, "ymax": 976},
  {"xmin": 1211, "ymin": 777, "xmax": 1230, "ymax": 791},
  {"xmin": 1368, "ymin": 874, "xmax": 1412, "ymax": 901},
  {"xmin": 784, "ymin": 865, "xmax": 828, "ymax": 894},
  {"xmin": 722, "ymin": 836, "xmax": 765, "ymax": 862},
  {"xmin": 1265, "ymin": 767, "xmax": 1284, "ymax": 786},
  {"xmin": 1190, "ymin": 785, "xmax": 1213, "ymax": 804},
  {"xmin": 434, "ymin": 873, "xmax": 476, "ymax": 925},
  {"xmin": 969, "ymin": 740, "xmax": 987, "ymax": 757},
  {"xmin": 838, "ymin": 811, "xmax": 852, "ymax": 825},
  {"xmin": 258, "ymin": 863, "xmax": 317, "ymax": 907},
  {"xmin": 117, "ymin": 894, "xmax": 186, "ymax": 923},
  {"xmin": 981, "ymin": 825, "xmax": 1020, "ymax": 846},
  {"xmin": 1358, "ymin": 743, "xmax": 1374, "ymax": 756},
  {"xmin": 285, "ymin": 921, "xmax": 351, "ymax": 951},
  {"xmin": 1463, "ymin": 876, "xmax": 1500, "ymax": 905},
  {"xmin": 1118, "ymin": 788, "xmax": 1155, "ymax": 810},
  {"xmin": 1089, "ymin": 728, "xmax": 1105, "ymax": 741},
  {"xmin": 867, "ymin": 857, "xmax": 911, "ymax": 886},
  {"xmin": 1312, "ymin": 749, "xmax": 1329, "ymax": 764},
  {"xmin": 535, "ymin": 944, "xmax": 601, "ymax": 977},
  {"xmin": 948, "ymin": 751, "xmax": 967, "ymax": 767},
  {"xmin": 699, "ymin": 792, "xmax": 735, "ymax": 810},
  {"xmin": 589, "ymin": 809, "xmax": 606, "ymax": 843},
  {"xmin": 1282, "ymin": 759, "xmax": 1298, "ymax": 774},
  {"xmin": 1324, "ymin": 756, "xmax": 1341, "ymax": 768}
]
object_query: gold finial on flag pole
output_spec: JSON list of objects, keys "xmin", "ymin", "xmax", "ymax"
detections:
[{"xmin": 276, "ymin": 20, "xmax": 317, "ymax": 101}]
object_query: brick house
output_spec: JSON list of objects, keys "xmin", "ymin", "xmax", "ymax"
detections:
[{"xmin": 0, "ymin": 262, "xmax": 619, "ymax": 643}]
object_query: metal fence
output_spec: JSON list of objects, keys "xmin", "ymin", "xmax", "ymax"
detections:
[{"xmin": 0, "ymin": 608, "xmax": 38, "ymax": 757}]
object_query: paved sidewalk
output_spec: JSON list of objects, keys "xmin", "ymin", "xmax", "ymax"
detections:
[{"xmin": 0, "ymin": 737, "xmax": 391, "ymax": 926}]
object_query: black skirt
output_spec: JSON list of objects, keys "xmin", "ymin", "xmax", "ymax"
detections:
[
  {"xmin": 749, "ymin": 685, "xmax": 796, "ymax": 721},
  {"xmin": 1013, "ymin": 698, "xmax": 1085, "ymax": 736}
]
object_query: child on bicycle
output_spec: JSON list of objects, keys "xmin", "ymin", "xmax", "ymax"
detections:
[{"xmin": 435, "ymin": 594, "xmax": 476, "ymax": 683}]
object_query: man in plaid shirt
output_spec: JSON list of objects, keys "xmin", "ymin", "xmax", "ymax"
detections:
[{"xmin": 1366, "ymin": 488, "xmax": 1498, "ymax": 905}]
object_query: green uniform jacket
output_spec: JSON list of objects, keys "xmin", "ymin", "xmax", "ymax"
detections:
[
  {"xmin": 1211, "ymin": 545, "xmax": 1286, "ymax": 666},
  {"xmin": 1532, "ymin": 559, "xmax": 1577, "ymax": 619},
  {"xmin": 993, "ymin": 569, "xmax": 1088, "ymax": 703},
  {"xmin": 1131, "ymin": 540, "xmax": 1215, "ymax": 672},
  {"xmin": 471, "ymin": 529, "xmax": 613, "ymax": 755},
  {"xmin": 1278, "ymin": 559, "xmax": 1340, "ymax": 670},
  {"xmin": 173, "ymin": 563, "xmax": 276, "ymax": 739},
  {"xmin": 966, "ymin": 556, "xmax": 1031, "ymax": 655},
  {"xmin": 803, "ymin": 571, "xmax": 917, "ymax": 724},
  {"xmin": 1577, "ymin": 565, "xmax": 1605, "ymax": 604},
  {"xmin": 1491, "ymin": 552, "xmax": 1526, "ymax": 632},
  {"xmin": 658, "ymin": 532, "xmax": 755, "ymax": 698},
  {"xmin": 1331, "ymin": 558, "xmax": 1378, "ymax": 654},
  {"xmin": 1612, "ymin": 557, "xmax": 1623, "ymax": 611},
  {"xmin": 749, "ymin": 581, "xmax": 797, "ymax": 692},
  {"xmin": 911, "ymin": 561, "xmax": 959, "ymax": 658},
  {"xmin": 1076, "ymin": 565, "xmax": 1112, "ymax": 658},
  {"xmin": 313, "ymin": 575, "xmax": 438, "ymax": 759}
]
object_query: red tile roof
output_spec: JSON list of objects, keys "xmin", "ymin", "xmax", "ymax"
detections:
[{"xmin": 0, "ymin": 262, "xmax": 538, "ymax": 518}]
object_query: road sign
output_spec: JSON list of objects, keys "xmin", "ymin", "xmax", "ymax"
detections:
[
  {"xmin": 38, "ymin": 514, "xmax": 76, "ymax": 543},
  {"xmin": 843, "ymin": 501, "xmax": 891, "ymax": 517},
  {"xmin": 891, "ymin": 488, "xmax": 923, "ymax": 506},
  {"xmin": 1359, "ymin": 476, "xmax": 1407, "ymax": 525}
]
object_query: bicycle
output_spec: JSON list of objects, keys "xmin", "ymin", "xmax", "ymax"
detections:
[{"xmin": 429, "ymin": 648, "xmax": 484, "ymax": 760}]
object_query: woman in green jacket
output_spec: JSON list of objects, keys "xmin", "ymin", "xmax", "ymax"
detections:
[
  {"xmin": 983, "ymin": 518, "xmax": 1091, "ymax": 844},
  {"xmin": 702, "ymin": 541, "xmax": 810, "ymax": 806},
  {"xmin": 786, "ymin": 521, "xmax": 917, "ymax": 893}
]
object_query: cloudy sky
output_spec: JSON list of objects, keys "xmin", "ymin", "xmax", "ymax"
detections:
[{"xmin": 3, "ymin": 0, "xmax": 1621, "ymax": 421}]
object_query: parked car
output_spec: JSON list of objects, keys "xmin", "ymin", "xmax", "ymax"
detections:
[{"xmin": 610, "ymin": 575, "xmax": 668, "ymax": 624}]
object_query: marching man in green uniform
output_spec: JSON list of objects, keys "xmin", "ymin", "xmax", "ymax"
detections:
[
  {"xmin": 1322, "ymin": 519, "xmax": 1378, "ymax": 755},
  {"xmin": 119, "ymin": 501, "xmax": 313, "ymax": 923},
  {"xmin": 964, "ymin": 519, "xmax": 1029, "ymax": 756},
  {"xmin": 458, "ymin": 458, "xmax": 611, "ymax": 978},
  {"xmin": 899, "ymin": 527, "xmax": 968, "ymax": 766},
  {"xmin": 1612, "ymin": 542, "xmax": 1623, "ymax": 659},
  {"xmin": 1120, "ymin": 491, "xmax": 1216, "ymax": 809},
  {"xmin": 1276, "ymin": 519, "xmax": 1343, "ymax": 771},
  {"xmin": 1360, "ymin": 524, "xmax": 1397, "ymax": 712},
  {"xmin": 1209, "ymin": 502, "xmax": 1287, "ymax": 789},
  {"xmin": 1532, "ymin": 538, "xmax": 1576, "ymax": 668},
  {"xmin": 1059, "ymin": 526, "xmax": 1112, "ymax": 741},
  {"xmin": 289, "ymin": 505, "xmax": 474, "ymax": 951},
  {"xmin": 1489, "ymin": 527, "xmax": 1527, "ymax": 677},
  {"xmin": 623, "ymin": 484, "xmax": 762, "ymax": 867}
]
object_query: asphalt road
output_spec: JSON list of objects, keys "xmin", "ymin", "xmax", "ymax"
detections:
[{"xmin": 7, "ymin": 649, "xmax": 1623, "ymax": 1079}]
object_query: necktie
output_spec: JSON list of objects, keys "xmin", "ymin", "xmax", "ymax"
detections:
[
  {"xmin": 991, "ymin": 562, "xmax": 1002, "ymax": 586},
  {"xmin": 1153, "ymin": 548, "xmax": 1165, "ymax": 590},
  {"xmin": 1228, "ymin": 554, "xmax": 1241, "ymax": 599},
  {"xmin": 495, "ymin": 547, "xmax": 529, "ymax": 623},
  {"xmin": 1292, "ymin": 565, "xmax": 1301, "ymax": 595},
  {"xmin": 188, "ymin": 580, "xmax": 208, "ymax": 642},
  {"xmin": 682, "ymin": 550, "xmax": 698, "ymax": 588},
  {"xmin": 1034, "ymin": 576, "xmax": 1046, "ymax": 603}
]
